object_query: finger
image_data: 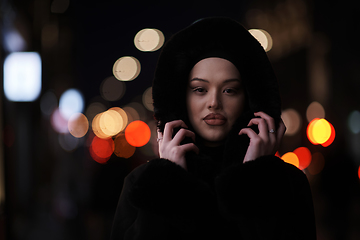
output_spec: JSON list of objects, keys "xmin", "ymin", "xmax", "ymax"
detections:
[
  {"xmin": 247, "ymin": 118, "xmax": 270, "ymax": 141},
  {"xmin": 239, "ymin": 127, "xmax": 259, "ymax": 140},
  {"xmin": 178, "ymin": 143, "xmax": 199, "ymax": 155},
  {"xmin": 157, "ymin": 130, "xmax": 163, "ymax": 144},
  {"xmin": 163, "ymin": 120, "xmax": 188, "ymax": 142},
  {"xmin": 254, "ymin": 112, "xmax": 276, "ymax": 134},
  {"xmin": 172, "ymin": 128, "xmax": 196, "ymax": 145}
]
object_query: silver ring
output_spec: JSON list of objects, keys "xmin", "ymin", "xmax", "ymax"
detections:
[
  {"xmin": 269, "ymin": 129, "xmax": 275, "ymax": 134},
  {"xmin": 157, "ymin": 137, "xmax": 163, "ymax": 142}
]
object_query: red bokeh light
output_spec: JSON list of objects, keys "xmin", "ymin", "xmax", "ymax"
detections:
[
  {"xmin": 293, "ymin": 147, "xmax": 312, "ymax": 170},
  {"xmin": 321, "ymin": 122, "xmax": 335, "ymax": 147},
  {"xmin": 90, "ymin": 136, "xmax": 114, "ymax": 164}
]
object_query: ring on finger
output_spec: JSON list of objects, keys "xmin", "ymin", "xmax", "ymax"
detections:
[
  {"xmin": 269, "ymin": 129, "xmax": 276, "ymax": 134},
  {"xmin": 157, "ymin": 137, "xmax": 163, "ymax": 142}
]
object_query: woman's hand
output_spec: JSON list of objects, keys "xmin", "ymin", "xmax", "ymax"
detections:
[
  {"xmin": 239, "ymin": 112, "xmax": 286, "ymax": 163},
  {"xmin": 157, "ymin": 120, "xmax": 199, "ymax": 170}
]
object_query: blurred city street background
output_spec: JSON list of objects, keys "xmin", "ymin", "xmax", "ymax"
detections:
[{"xmin": 1, "ymin": 0, "xmax": 360, "ymax": 239}]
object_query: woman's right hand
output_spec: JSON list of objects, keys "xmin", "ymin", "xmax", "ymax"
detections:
[{"xmin": 157, "ymin": 120, "xmax": 199, "ymax": 170}]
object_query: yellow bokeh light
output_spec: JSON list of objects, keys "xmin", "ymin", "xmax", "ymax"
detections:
[
  {"xmin": 92, "ymin": 112, "xmax": 109, "ymax": 139},
  {"xmin": 312, "ymin": 118, "xmax": 331, "ymax": 144},
  {"xmin": 306, "ymin": 101, "xmax": 325, "ymax": 122},
  {"xmin": 281, "ymin": 108, "xmax": 301, "ymax": 136},
  {"xmin": 109, "ymin": 107, "xmax": 128, "ymax": 132},
  {"xmin": 100, "ymin": 109, "xmax": 123, "ymax": 137},
  {"xmin": 134, "ymin": 28, "xmax": 165, "ymax": 52},
  {"xmin": 281, "ymin": 152, "xmax": 300, "ymax": 168},
  {"xmin": 113, "ymin": 56, "xmax": 141, "ymax": 81},
  {"xmin": 68, "ymin": 113, "xmax": 89, "ymax": 138},
  {"xmin": 249, "ymin": 29, "xmax": 273, "ymax": 52}
]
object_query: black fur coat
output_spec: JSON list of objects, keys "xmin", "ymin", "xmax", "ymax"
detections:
[
  {"xmin": 110, "ymin": 147, "xmax": 316, "ymax": 240},
  {"xmin": 110, "ymin": 18, "xmax": 316, "ymax": 240}
]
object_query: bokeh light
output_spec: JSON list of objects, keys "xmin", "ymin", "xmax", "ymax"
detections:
[
  {"xmin": 125, "ymin": 120, "xmax": 151, "ymax": 147},
  {"xmin": 109, "ymin": 107, "xmax": 128, "ymax": 131},
  {"xmin": 321, "ymin": 122, "xmax": 335, "ymax": 147},
  {"xmin": 307, "ymin": 118, "xmax": 334, "ymax": 146},
  {"xmin": 90, "ymin": 136, "xmax": 114, "ymax": 164},
  {"xmin": 59, "ymin": 89, "xmax": 84, "ymax": 120},
  {"xmin": 4, "ymin": 52, "xmax": 42, "ymax": 102},
  {"xmin": 68, "ymin": 113, "xmax": 89, "ymax": 138},
  {"xmin": 114, "ymin": 133, "xmax": 136, "ymax": 159},
  {"xmin": 312, "ymin": 119, "xmax": 331, "ymax": 144},
  {"xmin": 282, "ymin": 108, "xmax": 302, "ymax": 136},
  {"xmin": 134, "ymin": 28, "xmax": 165, "ymax": 52},
  {"xmin": 142, "ymin": 87, "xmax": 153, "ymax": 111},
  {"xmin": 100, "ymin": 76, "xmax": 126, "ymax": 101},
  {"xmin": 358, "ymin": 166, "xmax": 360, "ymax": 180},
  {"xmin": 293, "ymin": 147, "xmax": 312, "ymax": 170},
  {"xmin": 51, "ymin": 108, "xmax": 69, "ymax": 133},
  {"xmin": 306, "ymin": 101, "xmax": 325, "ymax": 122},
  {"xmin": 112, "ymin": 56, "xmax": 141, "ymax": 81},
  {"xmin": 281, "ymin": 152, "xmax": 300, "ymax": 168},
  {"xmin": 348, "ymin": 110, "xmax": 360, "ymax": 134},
  {"xmin": 92, "ymin": 112, "xmax": 109, "ymax": 139},
  {"xmin": 249, "ymin": 29, "xmax": 273, "ymax": 52},
  {"xmin": 40, "ymin": 91, "xmax": 58, "ymax": 117},
  {"xmin": 307, "ymin": 152, "xmax": 325, "ymax": 175},
  {"xmin": 99, "ymin": 109, "xmax": 123, "ymax": 137}
]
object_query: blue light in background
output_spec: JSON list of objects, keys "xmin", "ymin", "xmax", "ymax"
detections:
[
  {"xmin": 3, "ymin": 52, "xmax": 42, "ymax": 102},
  {"xmin": 59, "ymin": 89, "xmax": 84, "ymax": 120}
]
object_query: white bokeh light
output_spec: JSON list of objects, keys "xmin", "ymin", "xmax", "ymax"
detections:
[{"xmin": 4, "ymin": 52, "xmax": 42, "ymax": 102}]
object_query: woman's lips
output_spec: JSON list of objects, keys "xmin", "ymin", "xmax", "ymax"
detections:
[{"xmin": 203, "ymin": 113, "xmax": 227, "ymax": 126}]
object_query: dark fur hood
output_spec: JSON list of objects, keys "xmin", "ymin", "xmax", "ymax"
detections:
[{"xmin": 152, "ymin": 17, "xmax": 282, "ymax": 165}]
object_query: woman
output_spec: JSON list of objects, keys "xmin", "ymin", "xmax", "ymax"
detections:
[{"xmin": 110, "ymin": 17, "xmax": 316, "ymax": 240}]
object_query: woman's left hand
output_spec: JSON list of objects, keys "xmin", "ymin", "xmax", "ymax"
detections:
[{"xmin": 239, "ymin": 111, "xmax": 286, "ymax": 163}]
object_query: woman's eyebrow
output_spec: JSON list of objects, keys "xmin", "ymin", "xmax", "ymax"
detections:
[
  {"xmin": 189, "ymin": 78, "xmax": 240, "ymax": 83},
  {"xmin": 189, "ymin": 78, "xmax": 209, "ymax": 83},
  {"xmin": 223, "ymin": 78, "xmax": 241, "ymax": 83}
]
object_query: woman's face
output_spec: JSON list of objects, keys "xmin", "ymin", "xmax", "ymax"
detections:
[{"xmin": 186, "ymin": 57, "xmax": 245, "ymax": 146}]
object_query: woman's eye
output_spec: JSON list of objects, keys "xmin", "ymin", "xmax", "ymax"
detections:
[
  {"xmin": 193, "ymin": 87, "xmax": 206, "ymax": 93},
  {"xmin": 224, "ymin": 88, "xmax": 236, "ymax": 94}
]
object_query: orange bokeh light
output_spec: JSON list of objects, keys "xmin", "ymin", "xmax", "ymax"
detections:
[
  {"xmin": 281, "ymin": 152, "xmax": 300, "ymax": 168},
  {"xmin": 90, "ymin": 136, "xmax": 114, "ymax": 163},
  {"xmin": 307, "ymin": 118, "xmax": 319, "ymax": 145},
  {"xmin": 293, "ymin": 147, "xmax": 312, "ymax": 170},
  {"xmin": 125, "ymin": 120, "xmax": 151, "ymax": 147}
]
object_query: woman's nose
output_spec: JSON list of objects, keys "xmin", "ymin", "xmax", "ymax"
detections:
[{"xmin": 208, "ymin": 91, "xmax": 221, "ymax": 109}]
